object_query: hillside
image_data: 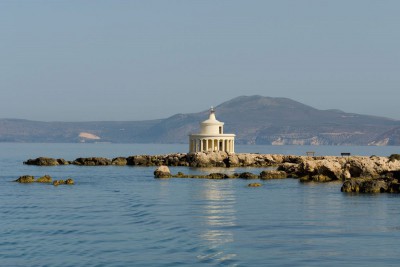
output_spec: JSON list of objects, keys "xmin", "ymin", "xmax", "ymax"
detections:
[{"xmin": 1, "ymin": 96, "xmax": 399, "ymax": 145}]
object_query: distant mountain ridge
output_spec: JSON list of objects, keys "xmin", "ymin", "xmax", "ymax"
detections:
[{"xmin": 1, "ymin": 95, "xmax": 400, "ymax": 145}]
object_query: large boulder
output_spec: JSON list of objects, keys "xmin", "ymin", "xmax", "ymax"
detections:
[
  {"xmin": 154, "ymin": 166, "xmax": 171, "ymax": 178},
  {"xmin": 341, "ymin": 178, "xmax": 365, "ymax": 192},
  {"xmin": 297, "ymin": 158, "xmax": 343, "ymax": 181},
  {"xmin": 341, "ymin": 178, "xmax": 399, "ymax": 193},
  {"xmin": 359, "ymin": 179, "xmax": 389, "ymax": 193}
]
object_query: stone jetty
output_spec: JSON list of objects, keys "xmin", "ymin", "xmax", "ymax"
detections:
[{"xmin": 23, "ymin": 152, "xmax": 400, "ymax": 193}]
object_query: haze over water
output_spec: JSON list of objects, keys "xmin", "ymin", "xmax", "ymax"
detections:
[{"xmin": 1, "ymin": 143, "xmax": 400, "ymax": 266}]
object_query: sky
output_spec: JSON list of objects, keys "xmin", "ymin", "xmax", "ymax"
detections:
[{"xmin": 0, "ymin": 0, "xmax": 399, "ymax": 121}]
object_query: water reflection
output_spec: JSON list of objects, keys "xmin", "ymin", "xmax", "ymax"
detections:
[{"xmin": 197, "ymin": 181, "xmax": 238, "ymax": 265}]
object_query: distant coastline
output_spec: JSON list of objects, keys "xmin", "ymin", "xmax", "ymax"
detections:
[{"xmin": 1, "ymin": 96, "xmax": 400, "ymax": 145}]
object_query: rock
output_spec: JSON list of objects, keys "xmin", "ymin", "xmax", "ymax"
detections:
[
  {"xmin": 208, "ymin": 173, "xmax": 229, "ymax": 179},
  {"xmin": 73, "ymin": 157, "xmax": 112, "ymax": 166},
  {"xmin": 341, "ymin": 178, "xmax": 398, "ymax": 193},
  {"xmin": 260, "ymin": 170, "xmax": 287, "ymax": 180},
  {"xmin": 187, "ymin": 152, "xmax": 229, "ymax": 167},
  {"xmin": 388, "ymin": 180, "xmax": 400, "ymax": 193},
  {"xmin": 154, "ymin": 166, "xmax": 171, "ymax": 178},
  {"xmin": 310, "ymin": 174, "xmax": 333, "ymax": 182},
  {"xmin": 53, "ymin": 179, "xmax": 74, "ymax": 186},
  {"xmin": 24, "ymin": 157, "xmax": 59, "ymax": 166},
  {"xmin": 389, "ymin": 154, "xmax": 400, "ymax": 162},
  {"xmin": 297, "ymin": 158, "xmax": 343, "ymax": 181},
  {"xmin": 341, "ymin": 179, "xmax": 364, "ymax": 193},
  {"xmin": 65, "ymin": 178, "xmax": 74, "ymax": 185},
  {"xmin": 248, "ymin": 183, "xmax": 262, "ymax": 187},
  {"xmin": 239, "ymin": 172, "xmax": 259, "ymax": 179},
  {"xmin": 15, "ymin": 175, "xmax": 35, "ymax": 183},
  {"xmin": 57, "ymin": 158, "xmax": 70, "ymax": 165},
  {"xmin": 359, "ymin": 179, "xmax": 388, "ymax": 193},
  {"xmin": 112, "ymin": 157, "xmax": 127, "ymax": 166},
  {"xmin": 53, "ymin": 180, "xmax": 65, "ymax": 186},
  {"xmin": 36, "ymin": 175, "xmax": 52, "ymax": 183},
  {"xmin": 277, "ymin": 163, "xmax": 299, "ymax": 177}
]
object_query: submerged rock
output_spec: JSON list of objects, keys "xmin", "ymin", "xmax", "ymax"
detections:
[
  {"xmin": 36, "ymin": 175, "xmax": 52, "ymax": 183},
  {"xmin": 260, "ymin": 170, "xmax": 287, "ymax": 180},
  {"xmin": 65, "ymin": 178, "xmax": 75, "ymax": 185},
  {"xmin": 239, "ymin": 172, "xmax": 259, "ymax": 179},
  {"xmin": 53, "ymin": 180, "xmax": 65, "ymax": 186},
  {"xmin": 15, "ymin": 175, "xmax": 35, "ymax": 183},
  {"xmin": 248, "ymin": 183, "xmax": 262, "ymax": 187},
  {"xmin": 53, "ymin": 178, "xmax": 74, "ymax": 186},
  {"xmin": 73, "ymin": 157, "xmax": 112, "ymax": 166},
  {"xmin": 207, "ymin": 173, "xmax": 230, "ymax": 179}
]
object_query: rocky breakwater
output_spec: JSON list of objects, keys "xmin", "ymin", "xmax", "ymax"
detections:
[
  {"xmin": 23, "ymin": 152, "xmax": 285, "ymax": 167},
  {"xmin": 23, "ymin": 152, "xmax": 400, "ymax": 193},
  {"xmin": 153, "ymin": 165, "xmax": 287, "ymax": 180}
]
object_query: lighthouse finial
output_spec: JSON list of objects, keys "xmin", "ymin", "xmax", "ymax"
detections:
[{"xmin": 210, "ymin": 106, "xmax": 215, "ymax": 113}]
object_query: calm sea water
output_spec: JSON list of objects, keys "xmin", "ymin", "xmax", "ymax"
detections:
[{"xmin": 1, "ymin": 143, "xmax": 400, "ymax": 267}]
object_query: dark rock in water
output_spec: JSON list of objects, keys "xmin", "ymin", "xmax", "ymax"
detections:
[
  {"xmin": 15, "ymin": 175, "xmax": 35, "ymax": 183},
  {"xmin": 53, "ymin": 180, "xmax": 65, "ymax": 186},
  {"xmin": 341, "ymin": 178, "xmax": 398, "ymax": 193},
  {"xmin": 36, "ymin": 175, "xmax": 52, "ymax": 183},
  {"xmin": 388, "ymin": 180, "xmax": 400, "ymax": 193},
  {"xmin": 53, "ymin": 178, "xmax": 74, "ymax": 186},
  {"xmin": 112, "ymin": 157, "xmax": 127, "ymax": 166},
  {"xmin": 277, "ymin": 163, "xmax": 299, "ymax": 177},
  {"xmin": 57, "ymin": 158, "xmax": 70, "ymax": 165},
  {"xmin": 239, "ymin": 172, "xmax": 259, "ymax": 179},
  {"xmin": 207, "ymin": 173, "xmax": 230, "ymax": 179},
  {"xmin": 260, "ymin": 170, "xmax": 287, "ymax": 180},
  {"xmin": 24, "ymin": 157, "xmax": 59, "ymax": 166},
  {"xmin": 65, "ymin": 178, "xmax": 74, "ymax": 185},
  {"xmin": 341, "ymin": 179, "xmax": 364, "ymax": 192},
  {"xmin": 73, "ymin": 157, "xmax": 112, "ymax": 166},
  {"xmin": 248, "ymin": 183, "xmax": 262, "ymax": 187},
  {"xmin": 154, "ymin": 166, "xmax": 171, "ymax": 178},
  {"xmin": 359, "ymin": 179, "xmax": 388, "ymax": 193}
]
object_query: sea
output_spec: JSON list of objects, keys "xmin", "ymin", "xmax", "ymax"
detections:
[{"xmin": 1, "ymin": 143, "xmax": 400, "ymax": 267}]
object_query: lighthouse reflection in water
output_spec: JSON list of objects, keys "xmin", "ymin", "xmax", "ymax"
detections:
[{"xmin": 197, "ymin": 180, "xmax": 238, "ymax": 263}]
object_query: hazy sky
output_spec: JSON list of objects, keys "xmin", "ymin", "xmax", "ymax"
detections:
[{"xmin": 0, "ymin": 0, "xmax": 399, "ymax": 121}]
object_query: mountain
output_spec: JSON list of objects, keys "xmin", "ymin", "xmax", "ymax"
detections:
[{"xmin": 1, "ymin": 95, "xmax": 399, "ymax": 145}]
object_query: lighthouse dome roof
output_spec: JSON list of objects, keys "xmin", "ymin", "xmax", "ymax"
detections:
[{"xmin": 199, "ymin": 107, "xmax": 224, "ymax": 135}]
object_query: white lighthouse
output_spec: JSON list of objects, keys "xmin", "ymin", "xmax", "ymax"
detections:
[{"xmin": 189, "ymin": 107, "xmax": 235, "ymax": 153}]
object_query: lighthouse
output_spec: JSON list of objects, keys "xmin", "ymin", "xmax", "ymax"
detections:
[{"xmin": 189, "ymin": 107, "xmax": 235, "ymax": 153}]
